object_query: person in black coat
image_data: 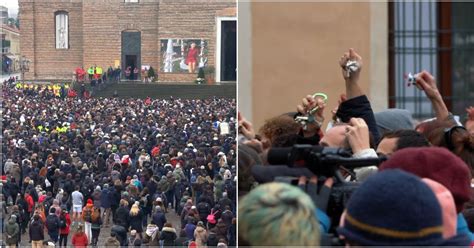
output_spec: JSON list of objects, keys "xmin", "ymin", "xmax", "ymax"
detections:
[
  {"xmin": 29, "ymin": 215, "xmax": 44, "ymax": 245},
  {"xmin": 45, "ymin": 207, "xmax": 60, "ymax": 243},
  {"xmin": 159, "ymin": 223, "xmax": 177, "ymax": 247},
  {"xmin": 7, "ymin": 178, "xmax": 19, "ymax": 204},
  {"xmin": 151, "ymin": 206, "xmax": 167, "ymax": 230},
  {"xmin": 111, "ymin": 224, "xmax": 128, "ymax": 246},
  {"xmin": 128, "ymin": 202, "xmax": 144, "ymax": 237},
  {"xmin": 110, "ymin": 186, "xmax": 121, "ymax": 221},
  {"xmin": 114, "ymin": 200, "xmax": 130, "ymax": 230}
]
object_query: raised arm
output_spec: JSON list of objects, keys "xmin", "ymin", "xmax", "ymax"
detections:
[
  {"xmin": 336, "ymin": 48, "xmax": 380, "ymax": 142},
  {"xmin": 414, "ymin": 70, "xmax": 449, "ymax": 121},
  {"xmin": 339, "ymin": 48, "xmax": 364, "ymax": 99}
]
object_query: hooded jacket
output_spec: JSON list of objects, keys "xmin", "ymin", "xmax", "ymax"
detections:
[
  {"xmin": 29, "ymin": 219, "xmax": 45, "ymax": 241},
  {"xmin": 82, "ymin": 202, "xmax": 94, "ymax": 223},
  {"xmin": 115, "ymin": 206, "xmax": 130, "ymax": 229},
  {"xmin": 151, "ymin": 208, "xmax": 167, "ymax": 230},
  {"xmin": 5, "ymin": 216, "xmax": 20, "ymax": 245},
  {"xmin": 72, "ymin": 231, "xmax": 89, "ymax": 248},
  {"xmin": 211, "ymin": 221, "xmax": 228, "ymax": 242},
  {"xmin": 160, "ymin": 227, "xmax": 177, "ymax": 246},
  {"xmin": 185, "ymin": 222, "xmax": 197, "ymax": 240},
  {"xmin": 194, "ymin": 225, "xmax": 208, "ymax": 247},
  {"xmin": 104, "ymin": 236, "xmax": 121, "ymax": 248},
  {"xmin": 100, "ymin": 187, "xmax": 111, "ymax": 208},
  {"xmin": 111, "ymin": 224, "xmax": 128, "ymax": 246},
  {"xmin": 157, "ymin": 177, "xmax": 170, "ymax": 193}
]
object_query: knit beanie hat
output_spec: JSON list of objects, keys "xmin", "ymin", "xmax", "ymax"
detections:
[
  {"xmin": 87, "ymin": 199, "xmax": 93, "ymax": 205},
  {"xmin": 337, "ymin": 169, "xmax": 451, "ymax": 246},
  {"xmin": 379, "ymin": 147, "xmax": 472, "ymax": 212},
  {"xmin": 374, "ymin": 108, "xmax": 414, "ymax": 134},
  {"xmin": 422, "ymin": 178, "xmax": 457, "ymax": 238}
]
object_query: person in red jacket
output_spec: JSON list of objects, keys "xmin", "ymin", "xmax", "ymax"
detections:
[
  {"xmin": 59, "ymin": 209, "xmax": 71, "ymax": 248},
  {"xmin": 25, "ymin": 192, "xmax": 34, "ymax": 217},
  {"xmin": 71, "ymin": 224, "xmax": 88, "ymax": 248}
]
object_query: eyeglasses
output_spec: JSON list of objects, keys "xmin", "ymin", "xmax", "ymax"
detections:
[{"xmin": 443, "ymin": 125, "xmax": 467, "ymax": 151}]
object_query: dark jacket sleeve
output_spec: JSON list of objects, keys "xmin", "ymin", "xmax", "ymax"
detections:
[
  {"xmin": 336, "ymin": 95, "xmax": 380, "ymax": 142},
  {"xmin": 29, "ymin": 225, "xmax": 33, "ymax": 241}
]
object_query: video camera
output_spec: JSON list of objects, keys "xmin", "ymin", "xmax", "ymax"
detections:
[{"xmin": 255, "ymin": 144, "xmax": 387, "ymax": 234}]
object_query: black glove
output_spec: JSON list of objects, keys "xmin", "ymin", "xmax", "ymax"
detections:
[{"xmin": 298, "ymin": 176, "xmax": 333, "ymax": 213}]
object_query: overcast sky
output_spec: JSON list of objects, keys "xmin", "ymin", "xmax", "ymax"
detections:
[{"xmin": 2, "ymin": 0, "xmax": 19, "ymax": 18}]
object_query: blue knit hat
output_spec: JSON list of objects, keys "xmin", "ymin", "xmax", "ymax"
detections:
[{"xmin": 337, "ymin": 169, "xmax": 469, "ymax": 246}]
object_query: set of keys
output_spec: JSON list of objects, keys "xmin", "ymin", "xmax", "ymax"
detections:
[
  {"xmin": 345, "ymin": 60, "xmax": 360, "ymax": 78},
  {"xmin": 404, "ymin": 72, "xmax": 419, "ymax": 86},
  {"xmin": 295, "ymin": 93, "xmax": 328, "ymax": 130}
]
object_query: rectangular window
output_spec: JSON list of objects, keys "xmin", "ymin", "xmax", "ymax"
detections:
[
  {"xmin": 55, "ymin": 12, "xmax": 68, "ymax": 49},
  {"xmin": 451, "ymin": 3, "xmax": 474, "ymax": 116},
  {"xmin": 389, "ymin": 2, "xmax": 437, "ymax": 119},
  {"xmin": 389, "ymin": 2, "xmax": 474, "ymax": 119},
  {"xmin": 124, "ymin": 0, "xmax": 139, "ymax": 3}
]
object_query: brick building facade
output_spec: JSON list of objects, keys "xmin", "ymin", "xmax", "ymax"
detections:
[{"xmin": 19, "ymin": 0, "xmax": 236, "ymax": 82}]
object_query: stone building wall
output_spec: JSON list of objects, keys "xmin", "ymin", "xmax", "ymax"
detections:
[{"xmin": 19, "ymin": 0, "xmax": 235, "ymax": 82}]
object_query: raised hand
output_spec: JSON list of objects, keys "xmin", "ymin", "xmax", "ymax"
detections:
[
  {"xmin": 345, "ymin": 117, "xmax": 370, "ymax": 154},
  {"xmin": 331, "ymin": 93, "xmax": 347, "ymax": 122},
  {"xmin": 238, "ymin": 111, "xmax": 256, "ymax": 140},
  {"xmin": 413, "ymin": 70, "xmax": 449, "ymax": 120},
  {"xmin": 339, "ymin": 48, "xmax": 363, "ymax": 83},
  {"xmin": 296, "ymin": 94, "xmax": 326, "ymax": 121},
  {"xmin": 414, "ymin": 70, "xmax": 440, "ymax": 100}
]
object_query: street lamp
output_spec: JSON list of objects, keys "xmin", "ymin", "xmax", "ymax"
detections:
[{"xmin": 20, "ymin": 56, "xmax": 30, "ymax": 82}]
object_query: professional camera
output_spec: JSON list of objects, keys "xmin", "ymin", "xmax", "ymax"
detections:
[{"xmin": 253, "ymin": 144, "xmax": 387, "ymax": 234}]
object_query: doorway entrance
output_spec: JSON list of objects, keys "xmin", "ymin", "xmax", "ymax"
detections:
[
  {"xmin": 216, "ymin": 18, "xmax": 237, "ymax": 82},
  {"xmin": 125, "ymin": 55, "xmax": 137, "ymax": 80},
  {"xmin": 121, "ymin": 31, "xmax": 141, "ymax": 81}
]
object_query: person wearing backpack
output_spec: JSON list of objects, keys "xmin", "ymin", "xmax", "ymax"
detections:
[
  {"xmin": 46, "ymin": 207, "xmax": 60, "ymax": 243},
  {"xmin": 220, "ymin": 206, "xmax": 233, "ymax": 229},
  {"xmin": 206, "ymin": 208, "xmax": 220, "ymax": 229},
  {"xmin": 206, "ymin": 230, "xmax": 218, "ymax": 247},
  {"xmin": 59, "ymin": 209, "xmax": 71, "ymax": 248},
  {"xmin": 196, "ymin": 200, "xmax": 211, "ymax": 226},
  {"xmin": 82, "ymin": 199, "xmax": 94, "ymax": 244},
  {"xmin": 91, "ymin": 207, "xmax": 103, "ymax": 246}
]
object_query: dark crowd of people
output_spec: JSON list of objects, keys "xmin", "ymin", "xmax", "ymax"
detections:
[
  {"xmin": 1, "ymin": 80, "xmax": 237, "ymax": 248},
  {"xmin": 238, "ymin": 48, "xmax": 474, "ymax": 246}
]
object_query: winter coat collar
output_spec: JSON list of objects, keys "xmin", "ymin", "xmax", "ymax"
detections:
[{"xmin": 162, "ymin": 227, "xmax": 176, "ymax": 233}]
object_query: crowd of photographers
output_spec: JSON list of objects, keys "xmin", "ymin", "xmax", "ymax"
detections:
[
  {"xmin": 1, "ymin": 80, "xmax": 237, "ymax": 247},
  {"xmin": 238, "ymin": 48, "xmax": 474, "ymax": 246}
]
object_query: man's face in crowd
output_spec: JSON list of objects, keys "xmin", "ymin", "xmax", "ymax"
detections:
[
  {"xmin": 376, "ymin": 137, "xmax": 398, "ymax": 156},
  {"xmin": 319, "ymin": 125, "xmax": 348, "ymax": 148}
]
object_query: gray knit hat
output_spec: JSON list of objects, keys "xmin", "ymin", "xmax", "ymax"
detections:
[{"xmin": 375, "ymin": 109, "xmax": 414, "ymax": 134}]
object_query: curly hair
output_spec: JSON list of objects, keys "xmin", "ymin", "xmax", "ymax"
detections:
[{"xmin": 259, "ymin": 115, "xmax": 300, "ymax": 146}]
